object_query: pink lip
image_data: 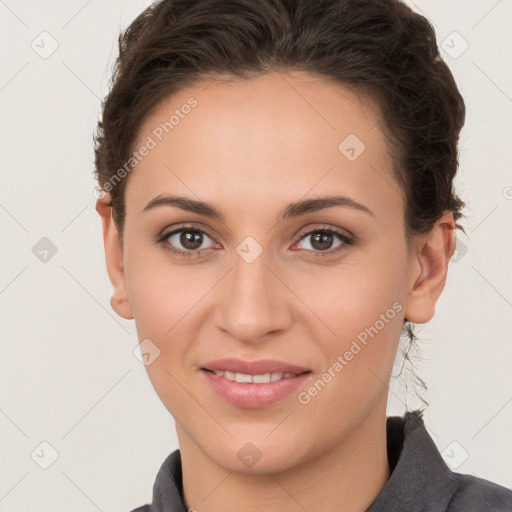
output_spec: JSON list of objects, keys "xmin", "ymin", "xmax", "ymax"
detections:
[
  {"xmin": 200, "ymin": 358, "xmax": 312, "ymax": 408},
  {"xmin": 201, "ymin": 369, "xmax": 312, "ymax": 408},
  {"xmin": 201, "ymin": 357, "xmax": 310, "ymax": 375}
]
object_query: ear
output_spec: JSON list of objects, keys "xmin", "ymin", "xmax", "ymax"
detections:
[
  {"xmin": 95, "ymin": 194, "xmax": 134, "ymax": 320},
  {"xmin": 404, "ymin": 210, "xmax": 456, "ymax": 324}
]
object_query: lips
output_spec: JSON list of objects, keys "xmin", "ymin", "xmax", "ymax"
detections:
[
  {"xmin": 205, "ymin": 370, "xmax": 299, "ymax": 384},
  {"xmin": 200, "ymin": 358, "xmax": 311, "ymax": 407},
  {"xmin": 201, "ymin": 357, "xmax": 310, "ymax": 376}
]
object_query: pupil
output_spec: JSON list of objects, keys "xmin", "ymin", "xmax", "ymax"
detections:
[
  {"xmin": 312, "ymin": 232, "xmax": 332, "ymax": 251},
  {"xmin": 181, "ymin": 230, "xmax": 202, "ymax": 250}
]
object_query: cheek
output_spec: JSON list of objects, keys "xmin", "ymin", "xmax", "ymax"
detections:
[
  {"xmin": 124, "ymin": 243, "xmax": 209, "ymax": 338},
  {"xmin": 292, "ymin": 255, "xmax": 407, "ymax": 341},
  {"xmin": 291, "ymin": 249, "xmax": 407, "ymax": 394},
  {"xmin": 124, "ymin": 250, "xmax": 213, "ymax": 412},
  {"xmin": 125, "ymin": 259, "xmax": 203, "ymax": 418},
  {"xmin": 297, "ymin": 288, "xmax": 403, "ymax": 428}
]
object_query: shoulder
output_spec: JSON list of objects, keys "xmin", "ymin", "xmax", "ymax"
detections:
[
  {"xmin": 446, "ymin": 472, "xmax": 512, "ymax": 512},
  {"xmin": 373, "ymin": 410, "xmax": 512, "ymax": 512},
  {"xmin": 128, "ymin": 507, "xmax": 150, "ymax": 512}
]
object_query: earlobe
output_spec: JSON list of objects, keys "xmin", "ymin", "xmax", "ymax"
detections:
[
  {"xmin": 403, "ymin": 211, "xmax": 456, "ymax": 324},
  {"xmin": 96, "ymin": 194, "xmax": 134, "ymax": 320}
]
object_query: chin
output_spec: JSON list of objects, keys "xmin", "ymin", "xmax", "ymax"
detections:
[{"xmin": 203, "ymin": 435, "xmax": 310, "ymax": 475}]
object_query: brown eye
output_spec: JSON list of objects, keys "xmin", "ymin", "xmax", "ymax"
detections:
[
  {"xmin": 310, "ymin": 231, "xmax": 336, "ymax": 251},
  {"xmin": 159, "ymin": 227, "xmax": 217, "ymax": 256},
  {"xmin": 177, "ymin": 230, "xmax": 204, "ymax": 250},
  {"xmin": 297, "ymin": 228, "xmax": 351, "ymax": 253}
]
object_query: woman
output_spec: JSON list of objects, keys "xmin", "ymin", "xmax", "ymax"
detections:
[{"xmin": 93, "ymin": 0, "xmax": 511, "ymax": 510}]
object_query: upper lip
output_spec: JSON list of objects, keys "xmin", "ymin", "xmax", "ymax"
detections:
[{"xmin": 201, "ymin": 358, "xmax": 310, "ymax": 375}]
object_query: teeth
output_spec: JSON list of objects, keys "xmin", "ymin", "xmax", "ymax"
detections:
[
  {"xmin": 252, "ymin": 373, "xmax": 271, "ymax": 383},
  {"xmin": 211, "ymin": 370, "xmax": 298, "ymax": 383},
  {"xmin": 235, "ymin": 372, "xmax": 253, "ymax": 383}
]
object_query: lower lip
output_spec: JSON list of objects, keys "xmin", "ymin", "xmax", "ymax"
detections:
[{"xmin": 201, "ymin": 369, "xmax": 312, "ymax": 409}]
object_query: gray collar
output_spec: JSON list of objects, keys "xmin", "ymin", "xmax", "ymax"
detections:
[{"xmin": 140, "ymin": 410, "xmax": 510, "ymax": 512}]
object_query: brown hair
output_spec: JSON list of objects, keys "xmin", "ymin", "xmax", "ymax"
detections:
[{"xmin": 93, "ymin": 0, "xmax": 467, "ymax": 408}]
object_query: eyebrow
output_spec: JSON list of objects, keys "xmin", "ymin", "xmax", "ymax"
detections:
[{"xmin": 142, "ymin": 194, "xmax": 375, "ymax": 220}]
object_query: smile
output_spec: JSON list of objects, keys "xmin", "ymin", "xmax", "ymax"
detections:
[
  {"xmin": 205, "ymin": 369, "xmax": 300, "ymax": 383},
  {"xmin": 201, "ymin": 368, "xmax": 312, "ymax": 408}
]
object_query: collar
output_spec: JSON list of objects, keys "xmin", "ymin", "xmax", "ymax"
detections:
[
  {"xmin": 366, "ymin": 409, "xmax": 456, "ymax": 511},
  {"xmin": 146, "ymin": 410, "xmax": 457, "ymax": 511}
]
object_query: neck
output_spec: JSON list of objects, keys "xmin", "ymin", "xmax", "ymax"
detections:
[{"xmin": 178, "ymin": 403, "xmax": 390, "ymax": 512}]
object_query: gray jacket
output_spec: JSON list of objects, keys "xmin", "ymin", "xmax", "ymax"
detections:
[{"xmin": 130, "ymin": 410, "xmax": 512, "ymax": 511}]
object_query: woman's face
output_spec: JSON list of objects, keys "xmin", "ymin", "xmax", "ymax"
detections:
[{"xmin": 99, "ymin": 71, "xmax": 440, "ymax": 473}]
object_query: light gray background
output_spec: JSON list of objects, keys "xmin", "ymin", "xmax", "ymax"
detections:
[{"xmin": 0, "ymin": 0, "xmax": 511, "ymax": 511}]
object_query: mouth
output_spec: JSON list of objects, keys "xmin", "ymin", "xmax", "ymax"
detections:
[
  {"xmin": 202, "ymin": 368, "xmax": 310, "ymax": 383},
  {"xmin": 200, "ymin": 361, "xmax": 312, "ymax": 408}
]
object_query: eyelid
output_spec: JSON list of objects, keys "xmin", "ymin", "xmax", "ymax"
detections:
[
  {"xmin": 291, "ymin": 224, "xmax": 353, "ymax": 255},
  {"xmin": 157, "ymin": 223, "xmax": 219, "ymax": 250},
  {"xmin": 295, "ymin": 223, "xmax": 353, "ymax": 241},
  {"xmin": 158, "ymin": 222, "xmax": 218, "ymax": 242}
]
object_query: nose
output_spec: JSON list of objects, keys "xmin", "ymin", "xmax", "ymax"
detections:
[{"xmin": 214, "ymin": 249, "xmax": 294, "ymax": 344}]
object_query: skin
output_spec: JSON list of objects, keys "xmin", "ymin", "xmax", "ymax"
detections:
[{"xmin": 96, "ymin": 71, "xmax": 455, "ymax": 512}]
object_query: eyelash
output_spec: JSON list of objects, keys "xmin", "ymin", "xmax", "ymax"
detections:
[{"xmin": 154, "ymin": 224, "xmax": 354, "ymax": 259}]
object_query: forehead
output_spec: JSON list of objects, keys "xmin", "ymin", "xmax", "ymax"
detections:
[{"xmin": 126, "ymin": 71, "xmax": 402, "ymax": 218}]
